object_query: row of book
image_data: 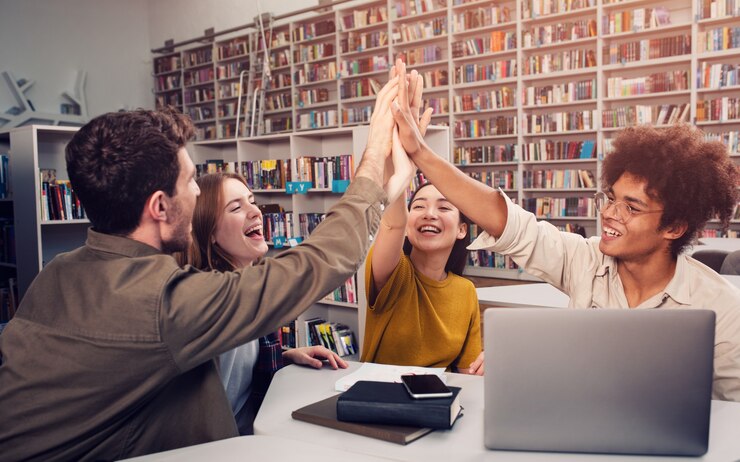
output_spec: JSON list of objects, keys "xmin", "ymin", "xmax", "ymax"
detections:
[
  {"xmin": 294, "ymin": 43, "xmax": 335, "ymax": 65},
  {"xmin": 602, "ymin": 103, "xmax": 690, "ymax": 128},
  {"xmin": 602, "ymin": 6, "xmax": 671, "ymax": 36},
  {"xmin": 451, "ymin": 32, "xmax": 516, "ymax": 59},
  {"xmin": 293, "ymin": 19, "xmax": 335, "ymax": 43},
  {"xmin": 524, "ymin": 110, "xmax": 595, "ymax": 134},
  {"xmin": 216, "ymin": 39, "xmax": 248, "ymax": 61},
  {"xmin": 340, "ymin": 56, "xmax": 387, "ymax": 76},
  {"xmin": 522, "ymin": 19, "xmax": 597, "ymax": 48},
  {"xmin": 267, "ymin": 92, "xmax": 292, "ymax": 112},
  {"xmin": 323, "ymin": 275, "xmax": 359, "ymax": 305},
  {"xmin": 39, "ymin": 169, "xmax": 86, "ymax": 222},
  {"xmin": 525, "ymin": 79, "xmax": 595, "ymax": 106},
  {"xmin": 454, "ymin": 144, "xmax": 519, "ymax": 164},
  {"xmin": 522, "ymin": 140, "xmax": 596, "ymax": 161},
  {"xmin": 424, "ymin": 97, "xmax": 449, "ymax": 115},
  {"xmin": 523, "ymin": 0, "xmax": 596, "ymax": 19},
  {"xmin": 342, "ymin": 105, "xmax": 374, "ymax": 125},
  {"xmin": 297, "ymin": 110, "xmax": 339, "ymax": 130},
  {"xmin": 603, "ymin": 34, "xmax": 690, "ymax": 64},
  {"xmin": 270, "ymin": 50, "xmax": 291, "ymax": 69},
  {"xmin": 522, "ymin": 196, "xmax": 596, "ymax": 218},
  {"xmin": 398, "ymin": 46, "xmax": 443, "ymax": 66},
  {"xmin": 183, "ymin": 68, "xmax": 214, "ymax": 88},
  {"xmin": 466, "ymin": 170, "xmax": 516, "ymax": 190},
  {"xmin": 341, "ymin": 5, "xmax": 387, "ymax": 31},
  {"xmin": 525, "ymin": 49, "xmax": 597, "ymax": 75},
  {"xmin": 468, "ymin": 248, "xmax": 519, "ymax": 270},
  {"xmin": 697, "ymin": 0, "xmax": 738, "ymax": 19},
  {"xmin": 699, "ymin": 62, "xmax": 740, "ymax": 89},
  {"xmin": 697, "ymin": 97, "xmax": 740, "ymax": 122},
  {"xmin": 216, "ymin": 60, "xmax": 248, "ymax": 81},
  {"xmin": 454, "ymin": 60, "xmax": 516, "ymax": 84},
  {"xmin": 455, "ymin": 87, "xmax": 515, "ymax": 112},
  {"xmin": 183, "ymin": 47, "xmax": 212, "ymax": 68},
  {"xmin": 195, "ymin": 156, "xmax": 354, "ymax": 190},
  {"xmin": 341, "ymin": 30, "xmax": 388, "ymax": 54},
  {"xmin": 452, "ymin": 5, "xmax": 512, "ymax": 33},
  {"xmin": 154, "ymin": 55, "xmax": 181, "ymax": 74},
  {"xmin": 393, "ymin": 0, "xmax": 445, "ymax": 18},
  {"xmin": 606, "ymin": 70, "xmax": 688, "ymax": 97},
  {"xmin": 697, "ymin": 26, "xmax": 740, "ymax": 53},
  {"xmin": 522, "ymin": 169, "xmax": 596, "ymax": 189},
  {"xmin": 392, "ymin": 17, "xmax": 447, "ymax": 43},
  {"xmin": 184, "ymin": 87, "xmax": 215, "ymax": 105},
  {"xmin": 454, "ymin": 116, "xmax": 517, "ymax": 138},
  {"xmin": 303, "ymin": 318, "xmax": 357, "ymax": 357}
]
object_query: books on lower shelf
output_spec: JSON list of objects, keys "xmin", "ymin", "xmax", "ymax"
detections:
[
  {"xmin": 292, "ymin": 393, "xmax": 434, "ymax": 445},
  {"xmin": 302, "ymin": 317, "xmax": 357, "ymax": 356},
  {"xmin": 337, "ymin": 380, "xmax": 463, "ymax": 430}
]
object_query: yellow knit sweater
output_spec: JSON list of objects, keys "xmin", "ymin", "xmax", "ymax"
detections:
[{"xmin": 361, "ymin": 248, "xmax": 482, "ymax": 371}]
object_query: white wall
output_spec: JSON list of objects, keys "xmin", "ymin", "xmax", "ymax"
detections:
[
  {"xmin": 147, "ymin": 0, "xmax": 317, "ymax": 51},
  {"xmin": 0, "ymin": 0, "xmax": 153, "ymax": 121}
]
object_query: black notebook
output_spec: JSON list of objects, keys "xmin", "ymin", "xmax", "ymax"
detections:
[
  {"xmin": 292, "ymin": 393, "xmax": 433, "ymax": 445},
  {"xmin": 337, "ymin": 381, "xmax": 463, "ymax": 430}
]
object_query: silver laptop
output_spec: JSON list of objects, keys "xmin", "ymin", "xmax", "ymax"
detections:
[{"xmin": 484, "ymin": 308, "xmax": 715, "ymax": 456}]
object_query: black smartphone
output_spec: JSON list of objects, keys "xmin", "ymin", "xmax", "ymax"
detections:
[{"xmin": 401, "ymin": 374, "xmax": 453, "ymax": 399}]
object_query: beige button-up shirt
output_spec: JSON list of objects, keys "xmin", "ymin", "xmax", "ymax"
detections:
[{"xmin": 469, "ymin": 191, "xmax": 740, "ymax": 402}]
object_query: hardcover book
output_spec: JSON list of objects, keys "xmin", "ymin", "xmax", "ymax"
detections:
[
  {"xmin": 292, "ymin": 394, "xmax": 433, "ymax": 445},
  {"xmin": 336, "ymin": 381, "xmax": 462, "ymax": 430}
]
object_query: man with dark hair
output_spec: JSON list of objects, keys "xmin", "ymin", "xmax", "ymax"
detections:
[
  {"xmin": 0, "ymin": 73, "xmax": 403, "ymax": 461},
  {"xmin": 390, "ymin": 62, "xmax": 740, "ymax": 400}
]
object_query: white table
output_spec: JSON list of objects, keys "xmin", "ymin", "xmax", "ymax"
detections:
[
  {"xmin": 722, "ymin": 274, "xmax": 740, "ymax": 288},
  {"xmin": 696, "ymin": 237, "xmax": 740, "ymax": 254},
  {"xmin": 120, "ymin": 434, "xmax": 389, "ymax": 461},
  {"xmin": 477, "ymin": 283, "xmax": 569, "ymax": 308},
  {"xmin": 254, "ymin": 362, "xmax": 740, "ymax": 462}
]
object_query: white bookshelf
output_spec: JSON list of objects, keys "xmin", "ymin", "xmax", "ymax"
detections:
[{"xmin": 151, "ymin": 0, "xmax": 740, "ymax": 279}]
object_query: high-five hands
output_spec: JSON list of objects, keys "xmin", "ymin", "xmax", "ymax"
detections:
[{"xmin": 390, "ymin": 59, "xmax": 433, "ymax": 159}]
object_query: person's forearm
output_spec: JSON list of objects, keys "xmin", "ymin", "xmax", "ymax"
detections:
[
  {"xmin": 355, "ymin": 147, "xmax": 385, "ymax": 189},
  {"xmin": 413, "ymin": 144, "xmax": 508, "ymax": 238}
]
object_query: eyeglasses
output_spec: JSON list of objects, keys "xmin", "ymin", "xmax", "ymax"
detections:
[{"xmin": 593, "ymin": 191, "xmax": 663, "ymax": 224}]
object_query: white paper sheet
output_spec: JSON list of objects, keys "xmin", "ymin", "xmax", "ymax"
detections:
[{"xmin": 334, "ymin": 363, "xmax": 447, "ymax": 392}]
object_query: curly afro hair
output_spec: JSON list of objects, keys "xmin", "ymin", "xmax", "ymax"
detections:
[{"xmin": 602, "ymin": 124, "xmax": 739, "ymax": 257}]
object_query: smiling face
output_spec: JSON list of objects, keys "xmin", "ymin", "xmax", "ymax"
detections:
[
  {"xmin": 598, "ymin": 172, "xmax": 676, "ymax": 263},
  {"xmin": 405, "ymin": 184, "xmax": 467, "ymax": 256},
  {"xmin": 212, "ymin": 178, "xmax": 268, "ymax": 267}
]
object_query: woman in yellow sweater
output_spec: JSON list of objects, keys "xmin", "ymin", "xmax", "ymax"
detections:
[{"xmin": 360, "ymin": 66, "xmax": 482, "ymax": 373}]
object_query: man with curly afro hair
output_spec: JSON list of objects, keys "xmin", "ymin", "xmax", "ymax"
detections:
[{"xmin": 393, "ymin": 87, "xmax": 740, "ymax": 402}]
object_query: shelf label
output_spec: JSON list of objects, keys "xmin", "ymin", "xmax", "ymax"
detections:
[
  {"xmin": 286, "ymin": 181, "xmax": 313, "ymax": 194},
  {"xmin": 272, "ymin": 236, "xmax": 287, "ymax": 248},
  {"xmin": 288, "ymin": 237, "xmax": 303, "ymax": 247},
  {"xmin": 332, "ymin": 179, "xmax": 350, "ymax": 193}
]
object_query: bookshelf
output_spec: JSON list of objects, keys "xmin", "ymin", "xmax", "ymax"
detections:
[
  {"xmin": 0, "ymin": 130, "xmax": 17, "ymax": 324},
  {"xmin": 152, "ymin": 0, "xmax": 740, "ymax": 279},
  {"xmin": 8, "ymin": 126, "xmax": 89, "ymax": 299}
]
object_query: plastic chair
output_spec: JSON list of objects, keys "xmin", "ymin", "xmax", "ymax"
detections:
[{"xmin": 692, "ymin": 249, "xmax": 730, "ymax": 273}]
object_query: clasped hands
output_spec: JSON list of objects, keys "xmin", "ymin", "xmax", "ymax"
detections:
[{"xmin": 366, "ymin": 59, "xmax": 435, "ymax": 203}]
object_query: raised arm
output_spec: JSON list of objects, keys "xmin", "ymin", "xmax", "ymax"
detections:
[
  {"xmin": 371, "ymin": 68, "xmax": 432, "ymax": 294},
  {"xmin": 390, "ymin": 60, "xmax": 508, "ymax": 239}
]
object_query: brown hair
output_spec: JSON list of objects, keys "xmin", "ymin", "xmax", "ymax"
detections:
[
  {"xmin": 66, "ymin": 107, "xmax": 194, "ymax": 235},
  {"xmin": 602, "ymin": 124, "xmax": 739, "ymax": 257},
  {"xmin": 175, "ymin": 172, "xmax": 248, "ymax": 271}
]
